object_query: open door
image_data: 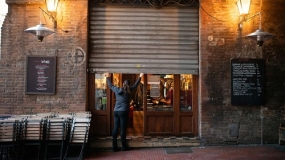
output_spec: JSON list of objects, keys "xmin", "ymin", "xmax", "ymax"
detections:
[{"xmin": 88, "ymin": 73, "xmax": 110, "ymax": 136}]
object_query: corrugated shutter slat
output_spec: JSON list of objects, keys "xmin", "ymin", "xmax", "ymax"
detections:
[{"xmin": 89, "ymin": 6, "xmax": 199, "ymax": 74}]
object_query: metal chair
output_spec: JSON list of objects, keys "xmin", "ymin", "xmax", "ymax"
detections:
[
  {"xmin": 0, "ymin": 118, "xmax": 18, "ymax": 160},
  {"xmin": 63, "ymin": 117, "xmax": 90, "ymax": 160},
  {"xmin": 44, "ymin": 118, "xmax": 67, "ymax": 160},
  {"xmin": 20, "ymin": 117, "xmax": 45, "ymax": 160}
]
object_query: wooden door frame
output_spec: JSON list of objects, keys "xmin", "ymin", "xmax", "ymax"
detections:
[
  {"xmin": 88, "ymin": 73, "xmax": 111, "ymax": 136},
  {"xmin": 175, "ymin": 75, "xmax": 198, "ymax": 136}
]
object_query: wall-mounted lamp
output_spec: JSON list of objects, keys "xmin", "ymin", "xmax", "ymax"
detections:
[
  {"xmin": 43, "ymin": 0, "xmax": 59, "ymax": 28},
  {"xmin": 24, "ymin": 0, "xmax": 59, "ymax": 42},
  {"xmin": 236, "ymin": 0, "xmax": 274, "ymax": 47},
  {"xmin": 236, "ymin": 0, "xmax": 251, "ymax": 15},
  {"xmin": 46, "ymin": 0, "xmax": 59, "ymax": 12}
]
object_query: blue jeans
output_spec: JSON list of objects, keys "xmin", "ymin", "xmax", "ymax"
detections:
[{"xmin": 112, "ymin": 111, "xmax": 129, "ymax": 149}]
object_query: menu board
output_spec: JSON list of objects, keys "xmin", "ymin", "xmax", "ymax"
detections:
[
  {"xmin": 26, "ymin": 56, "xmax": 57, "ymax": 94},
  {"xmin": 231, "ymin": 58, "xmax": 265, "ymax": 105}
]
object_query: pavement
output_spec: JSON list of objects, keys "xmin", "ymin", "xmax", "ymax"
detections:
[{"xmin": 85, "ymin": 144, "xmax": 285, "ymax": 160}]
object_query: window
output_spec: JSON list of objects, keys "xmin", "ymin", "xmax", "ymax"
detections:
[
  {"xmin": 94, "ymin": 73, "xmax": 107, "ymax": 110},
  {"xmin": 145, "ymin": 74, "xmax": 193, "ymax": 111},
  {"xmin": 146, "ymin": 74, "xmax": 173, "ymax": 111},
  {"xmin": 180, "ymin": 74, "xmax": 193, "ymax": 111}
]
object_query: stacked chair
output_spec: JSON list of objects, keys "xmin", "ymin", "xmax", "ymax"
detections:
[
  {"xmin": 0, "ymin": 118, "xmax": 19, "ymax": 160},
  {"xmin": 0, "ymin": 111, "xmax": 91, "ymax": 160},
  {"xmin": 0, "ymin": 115, "xmax": 26, "ymax": 160},
  {"xmin": 64, "ymin": 112, "xmax": 91, "ymax": 160},
  {"xmin": 20, "ymin": 117, "xmax": 45, "ymax": 160},
  {"xmin": 44, "ymin": 118, "xmax": 67, "ymax": 160}
]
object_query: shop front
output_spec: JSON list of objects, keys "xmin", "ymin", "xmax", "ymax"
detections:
[
  {"xmin": 89, "ymin": 73, "xmax": 198, "ymax": 137},
  {"xmin": 87, "ymin": 2, "xmax": 199, "ymax": 138}
]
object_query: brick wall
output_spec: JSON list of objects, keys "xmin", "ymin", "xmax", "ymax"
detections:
[
  {"xmin": 0, "ymin": 0, "xmax": 88, "ymax": 114},
  {"xmin": 1, "ymin": 0, "xmax": 284, "ymax": 145},
  {"xmin": 200, "ymin": 0, "xmax": 285, "ymax": 144}
]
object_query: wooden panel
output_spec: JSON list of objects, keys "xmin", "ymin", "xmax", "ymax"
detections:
[
  {"xmin": 180, "ymin": 115, "xmax": 194, "ymax": 134},
  {"xmin": 88, "ymin": 73, "xmax": 95, "ymax": 112},
  {"xmin": 145, "ymin": 115, "xmax": 174, "ymax": 135},
  {"xmin": 192, "ymin": 75, "xmax": 199, "ymax": 136},
  {"xmin": 89, "ymin": 6, "xmax": 199, "ymax": 74},
  {"xmin": 90, "ymin": 115, "xmax": 108, "ymax": 136}
]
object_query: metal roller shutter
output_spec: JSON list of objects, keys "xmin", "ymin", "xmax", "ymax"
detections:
[{"xmin": 88, "ymin": 5, "xmax": 199, "ymax": 74}]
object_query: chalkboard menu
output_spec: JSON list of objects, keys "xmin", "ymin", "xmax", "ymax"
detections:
[
  {"xmin": 231, "ymin": 58, "xmax": 265, "ymax": 105},
  {"xmin": 26, "ymin": 56, "xmax": 57, "ymax": 94}
]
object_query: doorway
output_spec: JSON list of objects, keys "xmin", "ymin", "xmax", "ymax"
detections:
[
  {"xmin": 88, "ymin": 73, "xmax": 198, "ymax": 137},
  {"xmin": 121, "ymin": 74, "xmax": 144, "ymax": 136}
]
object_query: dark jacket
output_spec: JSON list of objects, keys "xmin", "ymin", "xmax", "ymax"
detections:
[{"xmin": 107, "ymin": 77, "xmax": 141, "ymax": 111}]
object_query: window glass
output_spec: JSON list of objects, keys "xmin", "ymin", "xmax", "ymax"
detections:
[
  {"xmin": 95, "ymin": 73, "xmax": 107, "ymax": 110},
  {"xmin": 147, "ymin": 74, "xmax": 173, "ymax": 111},
  {"xmin": 180, "ymin": 74, "xmax": 192, "ymax": 111}
]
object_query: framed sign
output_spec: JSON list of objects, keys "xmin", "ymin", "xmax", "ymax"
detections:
[
  {"xmin": 231, "ymin": 58, "xmax": 265, "ymax": 105},
  {"xmin": 25, "ymin": 56, "xmax": 57, "ymax": 94}
]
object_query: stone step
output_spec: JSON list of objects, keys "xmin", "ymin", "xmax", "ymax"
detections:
[{"xmin": 89, "ymin": 136, "xmax": 201, "ymax": 148}]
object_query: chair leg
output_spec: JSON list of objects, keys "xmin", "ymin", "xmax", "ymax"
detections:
[
  {"xmin": 63, "ymin": 142, "xmax": 70, "ymax": 159},
  {"xmin": 44, "ymin": 143, "xmax": 48, "ymax": 160},
  {"xmin": 59, "ymin": 141, "xmax": 65, "ymax": 160},
  {"xmin": 79, "ymin": 143, "xmax": 85, "ymax": 160},
  {"xmin": 37, "ymin": 143, "xmax": 41, "ymax": 160}
]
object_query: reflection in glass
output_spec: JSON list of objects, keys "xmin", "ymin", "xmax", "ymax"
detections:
[
  {"xmin": 147, "ymin": 74, "xmax": 173, "ymax": 111},
  {"xmin": 95, "ymin": 73, "xmax": 107, "ymax": 110},
  {"xmin": 180, "ymin": 74, "xmax": 192, "ymax": 111}
]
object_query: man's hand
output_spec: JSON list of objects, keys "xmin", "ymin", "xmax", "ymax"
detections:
[{"xmin": 139, "ymin": 73, "xmax": 144, "ymax": 77}]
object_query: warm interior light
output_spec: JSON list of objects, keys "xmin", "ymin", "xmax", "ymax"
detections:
[
  {"xmin": 45, "ymin": 0, "xmax": 59, "ymax": 12},
  {"xmin": 236, "ymin": 0, "xmax": 251, "ymax": 15}
]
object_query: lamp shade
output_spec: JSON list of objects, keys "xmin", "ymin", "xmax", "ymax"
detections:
[
  {"xmin": 45, "ymin": 0, "xmax": 59, "ymax": 12},
  {"xmin": 236, "ymin": 0, "xmax": 251, "ymax": 15},
  {"xmin": 246, "ymin": 29, "xmax": 275, "ymax": 46},
  {"xmin": 25, "ymin": 24, "xmax": 55, "ymax": 42}
]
